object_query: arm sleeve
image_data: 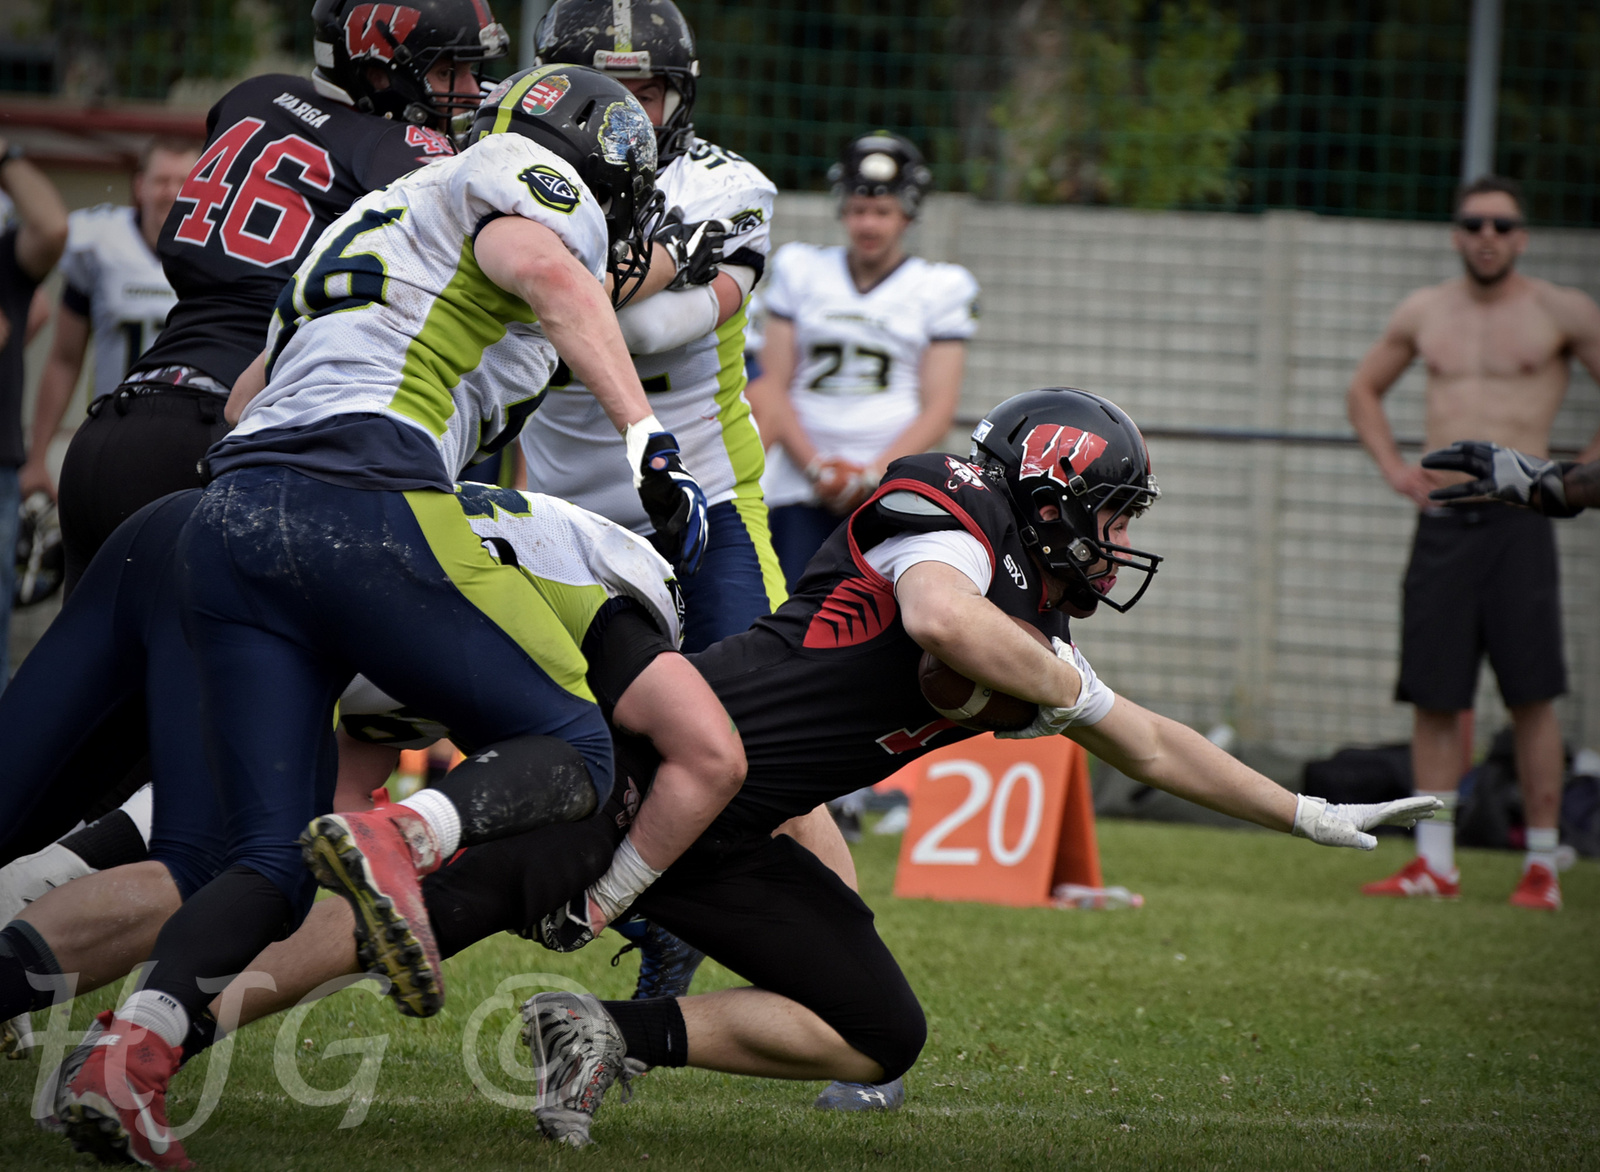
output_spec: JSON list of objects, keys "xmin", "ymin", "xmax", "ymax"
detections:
[
  {"xmin": 615, "ymin": 282, "xmax": 720, "ymax": 355},
  {"xmin": 865, "ymin": 529, "xmax": 994, "ymax": 595},
  {"xmin": 925, "ymin": 265, "xmax": 981, "ymax": 342},
  {"xmin": 582, "ymin": 598, "xmax": 677, "ymax": 719}
]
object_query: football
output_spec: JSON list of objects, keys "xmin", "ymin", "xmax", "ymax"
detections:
[{"xmin": 918, "ymin": 617, "xmax": 1049, "ymax": 731}]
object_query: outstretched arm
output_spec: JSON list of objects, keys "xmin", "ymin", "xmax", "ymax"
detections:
[{"xmin": 20, "ymin": 299, "xmax": 90, "ymax": 498}]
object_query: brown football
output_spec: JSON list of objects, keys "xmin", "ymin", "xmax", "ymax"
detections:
[{"xmin": 918, "ymin": 617, "xmax": 1048, "ymax": 732}]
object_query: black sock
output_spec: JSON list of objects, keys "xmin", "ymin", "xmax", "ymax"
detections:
[
  {"xmin": 602, "ymin": 996, "xmax": 687, "ymax": 1069},
  {"xmin": 436, "ymin": 735, "xmax": 598, "ymax": 846},
  {"xmin": 177, "ymin": 1007, "xmax": 220, "ymax": 1067},
  {"xmin": 142, "ymin": 865, "xmax": 293, "ymax": 1020},
  {"xmin": 59, "ymin": 809, "xmax": 149, "ymax": 872},
  {"xmin": 0, "ymin": 922, "xmax": 66, "ymax": 1018}
]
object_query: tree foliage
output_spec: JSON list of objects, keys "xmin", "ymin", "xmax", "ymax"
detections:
[{"xmin": 991, "ymin": 0, "xmax": 1277, "ymax": 208}]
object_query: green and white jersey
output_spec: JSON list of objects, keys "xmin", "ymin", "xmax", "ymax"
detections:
[
  {"xmin": 223, "ymin": 132, "xmax": 607, "ymax": 485},
  {"xmin": 339, "ymin": 482, "xmax": 683, "ymax": 748},
  {"xmin": 520, "ymin": 136, "xmax": 777, "ymax": 534}
]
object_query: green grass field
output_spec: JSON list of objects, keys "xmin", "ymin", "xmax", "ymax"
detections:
[{"xmin": 4, "ymin": 820, "xmax": 1596, "ymax": 1170}]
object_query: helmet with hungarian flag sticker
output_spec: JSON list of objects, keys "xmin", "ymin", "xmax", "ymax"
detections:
[
  {"xmin": 970, "ymin": 387, "xmax": 1162, "ymax": 615},
  {"xmin": 464, "ymin": 64, "xmax": 666, "ymax": 308}
]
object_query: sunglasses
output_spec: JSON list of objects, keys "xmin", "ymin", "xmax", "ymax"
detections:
[{"xmin": 1454, "ymin": 215, "xmax": 1524, "ymax": 235}]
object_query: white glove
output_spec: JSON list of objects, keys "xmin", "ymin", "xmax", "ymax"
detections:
[
  {"xmin": 1291, "ymin": 794, "xmax": 1443, "ymax": 850},
  {"xmin": 997, "ymin": 637, "xmax": 1117, "ymax": 739}
]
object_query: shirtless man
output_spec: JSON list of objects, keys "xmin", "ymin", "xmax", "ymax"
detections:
[{"xmin": 1347, "ymin": 174, "xmax": 1600, "ymax": 911}]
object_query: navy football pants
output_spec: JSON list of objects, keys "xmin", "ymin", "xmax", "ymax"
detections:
[{"xmin": 175, "ymin": 465, "xmax": 614, "ymax": 918}]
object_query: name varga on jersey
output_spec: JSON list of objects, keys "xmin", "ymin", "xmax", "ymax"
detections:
[{"xmin": 273, "ymin": 91, "xmax": 333, "ymax": 129}]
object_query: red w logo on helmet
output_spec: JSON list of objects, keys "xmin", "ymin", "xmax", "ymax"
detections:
[
  {"xmin": 345, "ymin": 4, "xmax": 422, "ymax": 60},
  {"xmin": 1018, "ymin": 424, "xmax": 1108, "ymax": 486}
]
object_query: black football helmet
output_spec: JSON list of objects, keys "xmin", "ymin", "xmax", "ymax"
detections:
[
  {"xmin": 533, "ymin": 0, "xmax": 701, "ymax": 165},
  {"xmin": 313, "ymin": 0, "xmax": 509, "ymax": 127},
  {"xmin": 15, "ymin": 492, "xmax": 63, "ymax": 608},
  {"xmin": 829, "ymin": 132, "xmax": 934, "ymax": 218},
  {"xmin": 465, "ymin": 65, "xmax": 666, "ymax": 307},
  {"xmin": 970, "ymin": 388, "xmax": 1162, "ymax": 615}
]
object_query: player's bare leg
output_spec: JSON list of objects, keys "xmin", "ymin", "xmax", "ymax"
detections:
[
  {"xmin": 1509, "ymin": 699, "xmax": 1564, "ymax": 908},
  {"xmin": 205, "ymin": 899, "xmax": 366, "ymax": 1032},
  {"xmin": 1364, "ymin": 708, "xmax": 1462, "ymax": 898},
  {"xmin": 15, "ymin": 862, "xmax": 180, "ymax": 995},
  {"xmin": 680, "ymin": 988, "xmax": 882, "ymax": 1081},
  {"xmin": 776, "ymin": 805, "xmax": 858, "ymax": 891}
]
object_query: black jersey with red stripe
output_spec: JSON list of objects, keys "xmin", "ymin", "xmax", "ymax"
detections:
[
  {"xmin": 133, "ymin": 73, "xmax": 455, "ymax": 389},
  {"xmin": 689, "ymin": 452, "xmax": 1072, "ymax": 847}
]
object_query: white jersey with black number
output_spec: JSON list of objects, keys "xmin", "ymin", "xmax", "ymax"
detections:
[
  {"xmin": 339, "ymin": 487, "xmax": 683, "ymax": 747},
  {"xmin": 58, "ymin": 205, "xmax": 176, "ymax": 400},
  {"xmin": 519, "ymin": 136, "xmax": 777, "ymax": 533},
  {"xmin": 227, "ymin": 133, "xmax": 607, "ymax": 482},
  {"xmin": 760, "ymin": 243, "xmax": 979, "ymax": 508}
]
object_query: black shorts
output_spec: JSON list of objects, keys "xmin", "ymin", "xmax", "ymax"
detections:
[
  {"xmin": 632, "ymin": 834, "xmax": 926, "ymax": 1082},
  {"xmin": 58, "ymin": 386, "xmax": 231, "ymax": 594},
  {"xmin": 424, "ymin": 804, "xmax": 926, "ymax": 1083},
  {"xmin": 1396, "ymin": 506, "xmax": 1566, "ymax": 711}
]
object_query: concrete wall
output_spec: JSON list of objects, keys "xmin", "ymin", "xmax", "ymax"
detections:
[{"xmin": 766, "ymin": 193, "xmax": 1600, "ymax": 760}]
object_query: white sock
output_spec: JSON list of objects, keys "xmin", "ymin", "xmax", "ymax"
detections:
[
  {"xmin": 399, "ymin": 789, "xmax": 461, "ymax": 857},
  {"xmin": 1524, "ymin": 827, "xmax": 1558, "ymax": 875},
  {"xmin": 1414, "ymin": 791, "xmax": 1457, "ymax": 876},
  {"xmin": 118, "ymin": 989, "xmax": 189, "ymax": 1049}
]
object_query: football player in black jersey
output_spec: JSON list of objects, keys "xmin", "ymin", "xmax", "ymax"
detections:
[
  {"xmin": 54, "ymin": 0, "xmax": 508, "ymax": 591},
  {"xmin": 155, "ymin": 389, "xmax": 1441, "ymax": 1147}
]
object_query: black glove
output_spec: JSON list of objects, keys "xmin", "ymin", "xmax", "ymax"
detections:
[
  {"xmin": 653, "ymin": 212, "xmax": 729, "ymax": 291},
  {"xmin": 532, "ymin": 891, "xmax": 606, "ymax": 953},
  {"xmin": 631, "ymin": 426, "xmax": 710, "ymax": 574},
  {"xmin": 1422, "ymin": 440, "xmax": 1581, "ymax": 517}
]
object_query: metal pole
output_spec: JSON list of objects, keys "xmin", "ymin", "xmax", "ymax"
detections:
[
  {"xmin": 519, "ymin": 0, "xmax": 552, "ymax": 70},
  {"xmin": 1461, "ymin": 0, "xmax": 1502, "ymax": 182}
]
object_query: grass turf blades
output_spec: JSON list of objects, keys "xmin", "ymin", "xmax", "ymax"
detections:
[{"xmin": 2, "ymin": 819, "xmax": 1594, "ymax": 1170}]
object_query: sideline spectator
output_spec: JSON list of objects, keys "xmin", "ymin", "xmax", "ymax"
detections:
[
  {"xmin": 1347, "ymin": 175, "xmax": 1600, "ymax": 911},
  {"xmin": 20, "ymin": 138, "xmax": 199, "ymax": 502},
  {"xmin": 747, "ymin": 132, "xmax": 978, "ymax": 589},
  {"xmin": 0, "ymin": 137, "xmax": 69, "ymax": 688}
]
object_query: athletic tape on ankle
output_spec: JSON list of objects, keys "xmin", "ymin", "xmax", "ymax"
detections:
[
  {"xmin": 590, "ymin": 837, "xmax": 664, "ymax": 924},
  {"xmin": 400, "ymin": 788, "xmax": 461, "ymax": 858}
]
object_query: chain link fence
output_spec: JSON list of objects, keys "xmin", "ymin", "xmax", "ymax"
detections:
[{"xmin": 3, "ymin": 2, "xmax": 1596, "ymax": 225}]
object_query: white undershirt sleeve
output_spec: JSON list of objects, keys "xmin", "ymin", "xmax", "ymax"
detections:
[{"xmin": 865, "ymin": 529, "xmax": 994, "ymax": 595}]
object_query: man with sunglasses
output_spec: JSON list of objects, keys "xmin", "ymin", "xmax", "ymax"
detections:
[{"xmin": 1347, "ymin": 175, "xmax": 1600, "ymax": 911}]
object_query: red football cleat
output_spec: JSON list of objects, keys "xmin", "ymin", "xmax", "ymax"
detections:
[
  {"xmin": 58, "ymin": 1012, "xmax": 191, "ymax": 1170},
  {"xmin": 299, "ymin": 805, "xmax": 445, "ymax": 1017},
  {"xmin": 1508, "ymin": 862, "xmax": 1561, "ymax": 910},
  {"xmin": 1360, "ymin": 856, "xmax": 1460, "ymax": 899}
]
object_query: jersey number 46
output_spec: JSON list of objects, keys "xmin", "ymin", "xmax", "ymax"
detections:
[{"xmin": 173, "ymin": 117, "xmax": 333, "ymax": 269}]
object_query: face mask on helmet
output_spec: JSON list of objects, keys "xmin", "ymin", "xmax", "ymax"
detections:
[
  {"xmin": 970, "ymin": 389, "xmax": 1163, "ymax": 616},
  {"xmin": 829, "ymin": 132, "xmax": 933, "ymax": 218},
  {"xmin": 532, "ymin": 0, "xmax": 701, "ymax": 165},
  {"xmin": 465, "ymin": 65, "xmax": 665, "ymax": 309},
  {"xmin": 313, "ymin": 0, "xmax": 509, "ymax": 128}
]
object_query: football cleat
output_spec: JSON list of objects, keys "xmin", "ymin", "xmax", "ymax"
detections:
[
  {"xmin": 1360, "ymin": 856, "xmax": 1460, "ymax": 899},
  {"xmin": 615, "ymin": 919, "xmax": 705, "ymax": 1001},
  {"xmin": 300, "ymin": 806, "xmax": 444, "ymax": 1018},
  {"xmin": 814, "ymin": 1077, "xmax": 905, "ymax": 1112},
  {"xmin": 3, "ymin": 1012, "xmax": 34, "ymax": 1059},
  {"xmin": 35, "ymin": 1012, "xmax": 108, "ymax": 1132},
  {"xmin": 520, "ymin": 992, "xmax": 627, "ymax": 1148},
  {"xmin": 1508, "ymin": 862, "xmax": 1561, "ymax": 910},
  {"xmin": 58, "ymin": 1012, "xmax": 191, "ymax": 1169}
]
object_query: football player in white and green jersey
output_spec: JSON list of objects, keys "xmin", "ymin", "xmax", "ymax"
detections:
[
  {"xmin": 521, "ymin": 0, "xmax": 786, "ymax": 653},
  {"xmin": 56, "ymin": 67, "xmax": 718, "ymax": 1145}
]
